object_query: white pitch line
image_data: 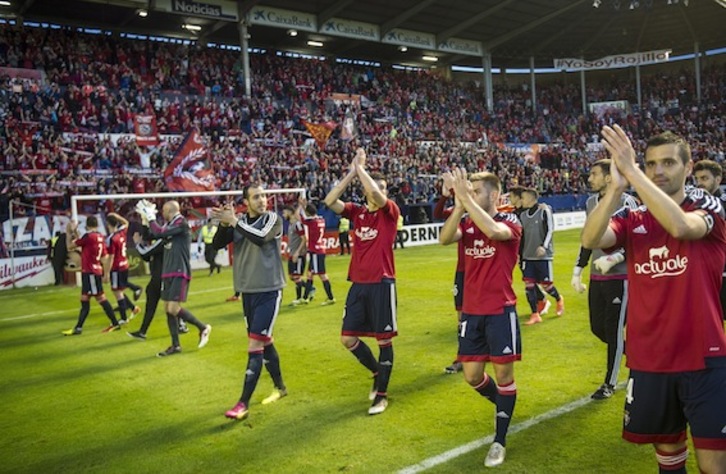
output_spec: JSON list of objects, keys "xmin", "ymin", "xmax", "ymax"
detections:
[
  {"xmin": 2, "ymin": 310, "xmax": 73, "ymax": 322},
  {"xmin": 0, "ymin": 286, "xmax": 233, "ymax": 322},
  {"xmin": 397, "ymin": 386, "xmax": 623, "ymax": 474}
]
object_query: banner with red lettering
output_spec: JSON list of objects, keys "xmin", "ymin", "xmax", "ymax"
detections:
[
  {"xmin": 164, "ymin": 130, "xmax": 216, "ymax": 192},
  {"xmin": 134, "ymin": 114, "xmax": 159, "ymax": 146},
  {"xmin": 302, "ymin": 120, "xmax": 337, "ymax": 149}
]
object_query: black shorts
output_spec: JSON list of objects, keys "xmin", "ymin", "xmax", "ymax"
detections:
[
  {"xmin": 623, "ymin": 367, "xmax": 726, "ymax": 450},
  {"xmin": 110, "ymin": 270, "xmax": 129, "ymax": 291},
  {"xmin": 522, "ymin": 260, "xmax": 554, "ymax": 283},
  {"xmin": 342, "ymin": 280, "xmax": 397, "ymax": 340},
  {"xmin": 243, "ymin": 290, "xmax": 282, "ymax": 343},
  {"xmin": 453, "ymin": 271, "xmax": 464, "ymax": 311},
  {"xmin": 458, "ymin": 306, "xmax": 521, "ymax": 364},
  {"xmin": 81, "ymin": 273, "xmax": 105, "ymax": 296},
  {"xmin": 288, "ymin": 255, "xmax": 305, "ymax": 276},
  {"xmin": 161, "ymin": 277, "xmax": 190, "ymax": 302},
  {"xmin": 308, "ymin": 253, "xmax": 327, "ymax": 275}
]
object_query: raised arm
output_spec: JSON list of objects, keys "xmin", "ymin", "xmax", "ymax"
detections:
[
  {"xmin": 211, "ymin": 224, "xmax": 234, "ymax": 250},
  {"xmin": 580, "ymin": 185, "xmax": 621, "ymax": 250},
  {"xmin": 134, "ymin": 234, "xmax": 164, "ymax": 262},
  {"xmin": 355, "ymin": 149, "xmax": 387, "ymax": 209},
  {"xmin": 439, "ymin": 204, "xmax": 465, "ymax": 245},
  {"xmin": 453, "ymin": 168, "xmax": 513, "ymax": 241},
  {"xmin": 324, "ymin": 150, "xmax": 361, "ymax": 214},
  {"xmin": 147, "ymin": 217, "xmax": 187, "ymax": 239},
  {"xmin": 108, "ymin": 212, "xmax": 129, "ymax": 228},
  {"xmin": 66, "ymin": 221, "xmax": 79, "ymax": 251}
]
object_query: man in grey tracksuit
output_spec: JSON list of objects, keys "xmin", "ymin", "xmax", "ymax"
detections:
[
  {"xmin": 212, "ymin": 185, "xmax": 287, "ymax": 421},
  {"xmin": 572, "ymin": 159, "xmax": 639, "ymax": 400}
]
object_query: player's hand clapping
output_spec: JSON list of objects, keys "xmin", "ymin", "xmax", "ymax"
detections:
[
  {"xmin": 211, "ymin": 203, "xmax": 237, "ymax": 227},
  {"xmin": 601, "ymin": 125, "xmax": 636, "ymax": 189},
  {"xmin": 441, "ymin": 171, "xmax": 454, "ymax": 198},
  {"xmin": 451, "ymin": 168, "xmax": 473, "ymax": 209}
]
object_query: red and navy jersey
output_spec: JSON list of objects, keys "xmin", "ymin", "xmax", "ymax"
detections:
[
  {"xmin": 460, "ymin": 213, "xmax": 521, "ymax": 315},
  {"xmin": 107, "ymin": 226, "xmax": 129, "ymax": 271},
  {"xmin": 608, "ymin": 187, "xmax": 726, "ymax": 372},
  {"xmin": 75, "ymin": 231, "xmax": 107, "ymax": 276},
  {"xmin": 303, "ymin": 215, "xmax": 326, "ymax": 255},
  {"xmin": 342, "ymin": 200, "xmax": 400, "ymax": 283}
]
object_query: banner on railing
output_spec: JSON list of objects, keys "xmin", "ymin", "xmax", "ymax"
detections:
[{"xmin": 554, "ymin": 49, "xmax": 671, "ymax": 71}]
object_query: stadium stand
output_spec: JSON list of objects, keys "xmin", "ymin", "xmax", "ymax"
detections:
[{"xmin": 0, "ymin": 23, "xmax": 724, "ymax": 221}]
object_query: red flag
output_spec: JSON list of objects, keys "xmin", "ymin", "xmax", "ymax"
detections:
[
  {"xmin": 134, "ymin": 114, "xmax": 159, "ymax": 146},
  {"xmin": 303, "ymin": 120, "xmax": 337, "ymax": 149},
  {"xmin": 164, "ymin": 130, "xmax": 215, "ymax": 192}
]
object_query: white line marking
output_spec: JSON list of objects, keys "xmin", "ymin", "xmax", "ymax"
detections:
[
  {"xmin": 3, "ymin": 310, "xmax": 73, "ymax": 322},
  {"xmin": 397, "ymin": 385, "xmax": 623, "ymax": 474},
  {"xmin": 0, "ymin": 287, "xmax": 232, "ymax": 322}
]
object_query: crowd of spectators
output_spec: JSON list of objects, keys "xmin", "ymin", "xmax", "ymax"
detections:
[{"xmin": 0, "ymin": 24, "xmax": 724, "ymax": 222}]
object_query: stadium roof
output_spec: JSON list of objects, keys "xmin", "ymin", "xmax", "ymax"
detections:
[{"xmin": 5, "ymin": 0, "xmax": 726, "ymax": 69}]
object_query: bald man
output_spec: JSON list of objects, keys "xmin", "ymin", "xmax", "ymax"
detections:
[{"xmin": 140, "ymin": 200, "xmax": 212, "ymax": 357}]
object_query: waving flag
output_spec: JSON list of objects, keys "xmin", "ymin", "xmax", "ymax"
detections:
[
  {"xmin": 303, "ymin": 120, "xmax": 337, "ymax": 149},
  {"xmin": 164, "ymin": 130, "xmax": 216, "ymax": 192}
]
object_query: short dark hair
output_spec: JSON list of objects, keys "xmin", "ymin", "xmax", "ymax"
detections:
[
  {"xmin": 591, "ymin": 159, "xmax": 611, "ymax": 175},
  {"xmin": 86, "ymin": 216, "xmax": 98, "ymax": 228},
  {"xmin": 693, "ymin": 159, "xmax": 722, "ymax": 178},
  {"xmin": 106, "ymin": 214, "xmax": 120, "ymax": 228},
  {"xmin": 305, "ymin": 203, "xmax": 317, "ymax": 216},
  {"xmin": 243, "ymin": 183, "xmax": 263, "ymax": 200},
  {"xmin": 646, "ymin": 131, "xmax": 691, "ymax": 165}
]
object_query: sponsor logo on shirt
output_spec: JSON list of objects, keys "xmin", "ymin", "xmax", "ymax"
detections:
[
  {"xmin": 465, "ymin": 239, "xmax": 496, "ymax": 259},
  {"xmin": 634, "ymin": 245, "xmax": 688, "ymax": 278},
  {"xmin": 355, "ymin": 226, "xmax": 379, "ymax": 241}
]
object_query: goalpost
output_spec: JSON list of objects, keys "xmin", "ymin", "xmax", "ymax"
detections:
[
  {"xmin": 69, "ymin": 188, "xmax": 307, "ymax": 286},
  {"xmin": 70, "ymin": 188, "xmax": 307, "ymax": 222}
]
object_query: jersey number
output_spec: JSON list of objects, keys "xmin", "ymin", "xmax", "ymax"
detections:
[{"xmin": 459, "ymin": 320, "xmax": 467, "ymax": 338}]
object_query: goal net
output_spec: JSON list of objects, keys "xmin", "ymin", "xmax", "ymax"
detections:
[{"xmin": 66, "ymin": 187, "xmax": 307, "ymax": 286}]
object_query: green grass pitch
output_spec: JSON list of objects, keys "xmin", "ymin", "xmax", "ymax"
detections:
[{"xmin": 0, "ymin": 229, "xmax": 698, "ymax": 473}]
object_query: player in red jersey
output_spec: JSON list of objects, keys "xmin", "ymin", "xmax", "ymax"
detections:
[
  {"xmin": 439, "ymin": 169, "xmax": 522, "ymax": 468},
  {"xmin": 301, "ymin": 202, "xmax": 335, "ymax": 305},
  {"xmin": 62, "ymin": 215, "xmax": 121, "ymax": 335},
  {"xmin": 324, "ymin": 148, "xmax": 400, "ymax": 416},
  {"xmin": 582, "ymin": 126, "xmax": 726, "ymax": 473},
  {"xmin": 104, "ymin": 213, "xmax": 140, "ymax": 325}
]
